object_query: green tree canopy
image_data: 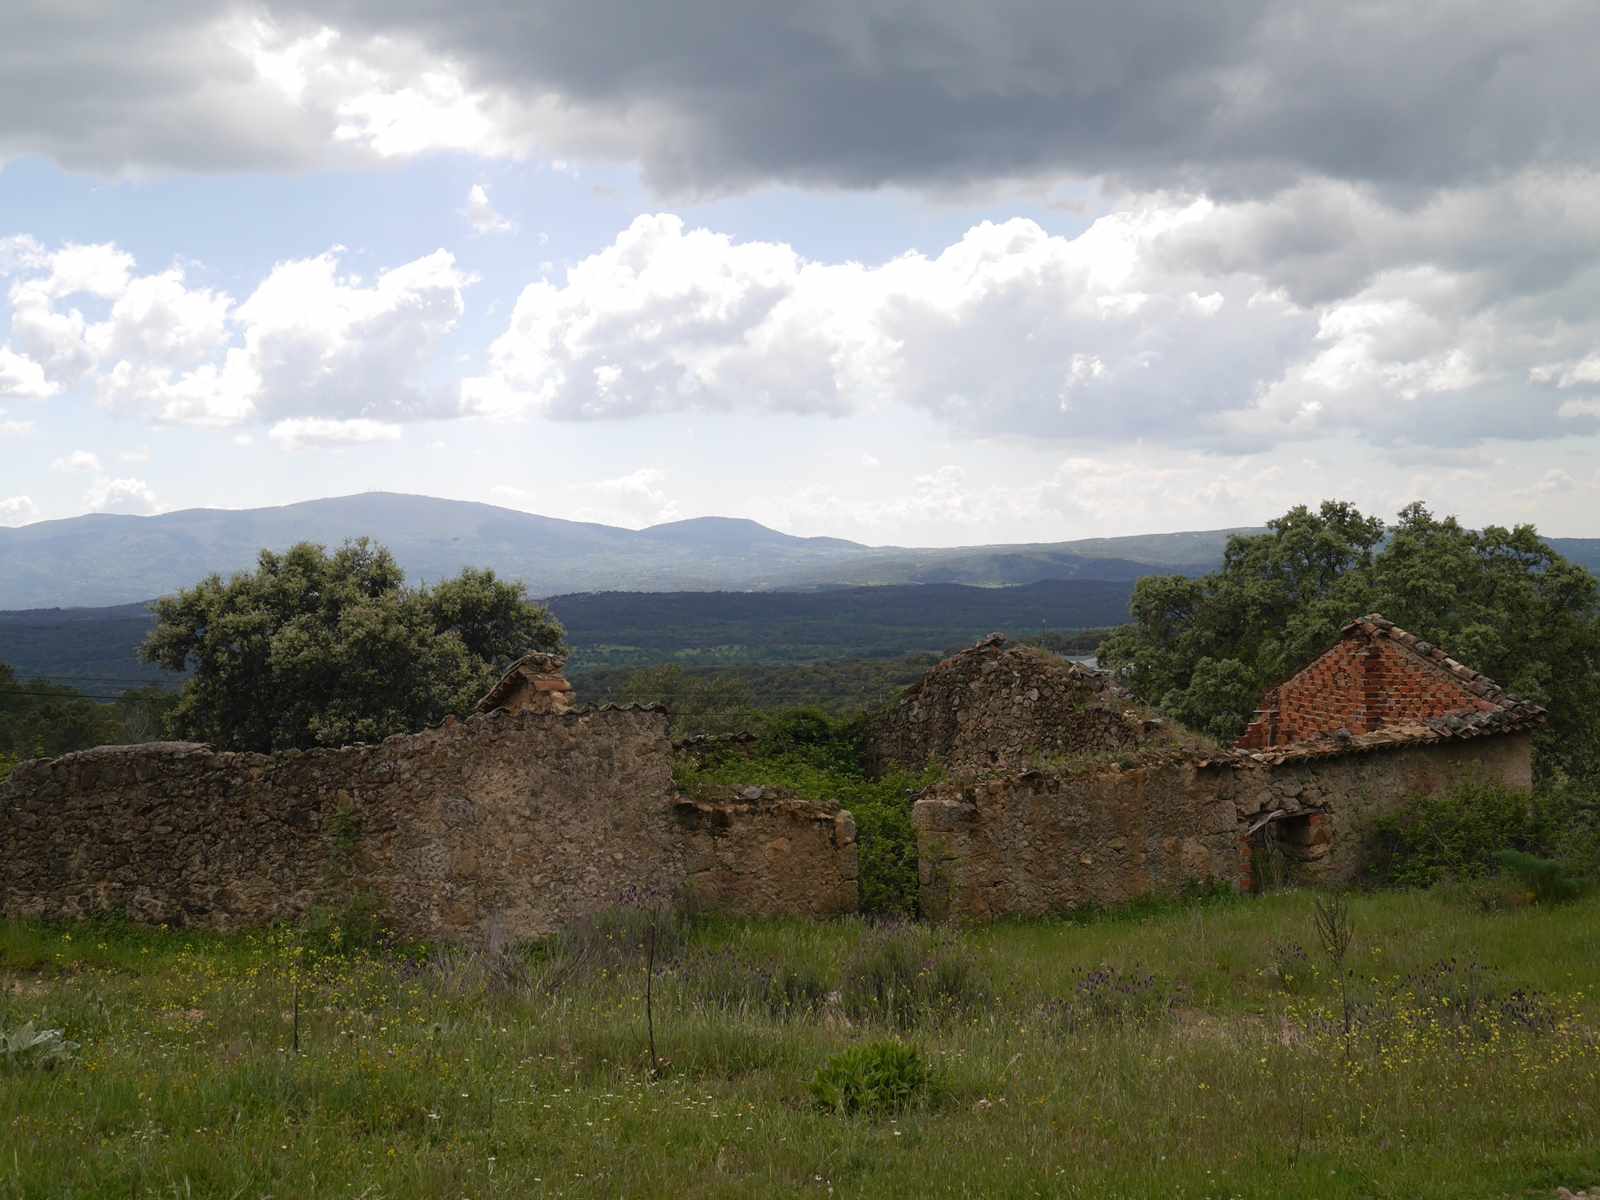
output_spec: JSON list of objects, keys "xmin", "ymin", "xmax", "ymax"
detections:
[
  {"xmin": 1098, "ymin": 501, "xmax": 1600, "ymax": 780},
  {"xmin": 0, "ymin": 661, "xmax": 161, "ymax": 761},
  {"xmin": 140, "ymin": 539, "xmax": 564, "ymax": 752}
]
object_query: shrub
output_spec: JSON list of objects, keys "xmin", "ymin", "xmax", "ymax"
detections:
[
  {"xmin": 809, "ymin": 1040, "xmax": 936, "ymax": 1117},
  {"xmin": 0, "ymin": 750, "xmax": 17, "ymax": 784},
  {"xmin": 1369, "ymin": 780, "xmax": 1566, "ymax": 888},
  {"xmin": 840, "ymin": 924, "xmax": 988, "ymax": 1029},
  {"xmin": 1492, "ymin": 849, "xmax": 1586, "ymax": 904},
  {"xmin": 299, "ymin": 890, "xmax": 390, "ymax": 955}
]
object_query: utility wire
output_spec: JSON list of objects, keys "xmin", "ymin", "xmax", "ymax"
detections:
[
  {"xmin": 0, "ymin": 688, "xmax": 140, "ymax": 701},
  {"xmin": 10, "ymin": 675, "xmax": 171, "ymax": 685}
]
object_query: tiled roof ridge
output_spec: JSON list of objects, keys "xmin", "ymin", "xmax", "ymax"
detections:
[
  {"xmin": 1342, "ymin": 612, "xmax": 1544, "ymax": 724},
  {"xmin": 475, "ymin": 650, "xmax": 570, "ymax": 712},
  {"xmin": 1337, "ymin": 614, "xmax": 1548, "ymax": 739}
]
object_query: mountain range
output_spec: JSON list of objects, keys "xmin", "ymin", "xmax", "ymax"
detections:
[
  {"xmin": 0, "ymin": 492, "xmax": 1243, "ymax": 609},
  {"xmin": 3, "ymin": 491, "xmax": 1596, "ymax": 614}
]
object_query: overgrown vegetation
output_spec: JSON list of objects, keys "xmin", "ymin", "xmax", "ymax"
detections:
[
  {"xmin": 1370, "ymin": 778, "xmax": 1600, "ymax": 891},
  {"xmin": 668, "ymin": 708, "xmax": 939, "ymax": 916},
  {"xmin": 4, "ymin": 892, "xmax": 1599, "ymax": 1197},
  {"xmin": 1100, "ymin": 500, "xmax": 1600, "ymax": 781},
  {"xmin": 810, "ymin": 1041, "xmax": 939, "ymax": 1117}
]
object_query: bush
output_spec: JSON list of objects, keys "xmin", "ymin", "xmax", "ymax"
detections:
[
  {"xmin": 299, "ymin": 890, "xmax": 390, "ymax": 955},
  {"xmin": 810, "ymin": 1040, "xmax": 936, "ymax": 1117},
  {"xmin": 1369, "ymin": 780, "xmax": 1577, "ymax": 888},
  {"xmin": 1492, "ymin": 849, "xmax": 1586, "ymax": 904},
  {"xmin": 0, "ymin": 751, "xmax": 16, "ymax": 785},
  {"xmin": 840, "ymin": 924, "xmax": 988, "ymax": 1029}
]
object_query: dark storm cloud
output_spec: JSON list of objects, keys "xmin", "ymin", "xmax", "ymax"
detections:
[
  {"xmin": 289, "ymin": 0, "xmax": 1597, "ymax": 194},
  {"xmin": 5, "ymin": 1, "xmax": 1596, "ymax": 194}
]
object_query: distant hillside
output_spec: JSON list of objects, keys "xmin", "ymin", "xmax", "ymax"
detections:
[
  {"xmin": 0, "ymin": 492, "xmax": 1225, "ymax": 609},
  {"xmin": 0, "ymin": 579, "xmax": 1136, "ymax": 689}
]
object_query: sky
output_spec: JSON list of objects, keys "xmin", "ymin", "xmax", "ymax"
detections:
[{"xmin": 2, "ymin": 1, "xmax": 1599, "ymax": 545}]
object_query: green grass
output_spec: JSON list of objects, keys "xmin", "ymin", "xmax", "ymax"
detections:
[{"xmin": 3, "ymin": 891, "xmax": 1600, "ymax": 1198}]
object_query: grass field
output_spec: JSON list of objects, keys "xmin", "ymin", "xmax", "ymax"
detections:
[{"xmin": 3, "ymin": 890, "xmax": 1599, "ymax": 1199}]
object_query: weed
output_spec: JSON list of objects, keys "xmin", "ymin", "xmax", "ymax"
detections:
[
  {"xmin": 0, "ymin": 1021, "xmax": 78, "ymax": 1071},
  {"xmin": 1045, "ymin": 965, "xmax": 1182, "ymax": 1033},
  {"xmin": 682, "ymin": 948, "xmax": 830, "ymax": 1018},
  {"xmin": 840, "ymin": 924, "xmax": 988, "ymax": 1029},
  {"xmin": 1266, "ymin": 940, "xmax": 1312, "ymax": 992},
  {"xmin": 1313, "ymin": 892, "xmax": 1356, "ymax": 1039},
  {"xmin": 810, "ymin": 1040, "xmax": 937, "ymax": 1117}
]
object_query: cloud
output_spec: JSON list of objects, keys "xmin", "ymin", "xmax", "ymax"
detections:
[
  {"xmin": 0, "ymin": 5, "xmax": 524, "ymax": 175},
  {"xmin": 3, "ymin": 238, "xmax": 471, "ymax": 429},
  {"xmin": 3, "ymin": 2, "xmax": 1597, "ymax": 204},
  {"xmin": 264, "ymin": 1, "xmax": 1600, "ymax": 198},
  {"xmin": 83, "ymin": 476, "xmax": 159, "ymax": 514},
  {"xmin": 0, "ymin": 495, "xmax": 36, "ymax": 526},
  {"xmin": 51, "ymin": 449, "xmax": 101, "ymax": 472},
  {"xmin": 267, "ymin": 417, "xmax": 404, "ymax": 449},
  {"xmin": 465, "ymin": 183, "xmax": 515, "ymax": 235},
  {"xmin": 573, "ymin": 466, "xmax": 682, "ymax": 527},
  {"xmin": 465, "ymin": 193, "xmax": 1600, "ymax": 450},
  {"xmin": 0, "ymin": 345, "xmax": 59, "ymax": 400},
  {"xmin": 0, "ymin": 413, "xmax": 33, "ymax": 436}
]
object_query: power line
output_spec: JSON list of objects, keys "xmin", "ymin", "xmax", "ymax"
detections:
[
  {"xmin": 0, "ymin": 688, "xmax": 138, "ymax": 701},
  {"xmin": 12, "ymin": 675, "xmax": 172, "ymax": 685}
]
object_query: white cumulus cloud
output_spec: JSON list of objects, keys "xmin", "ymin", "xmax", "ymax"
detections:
[
  {"xmin": 83, "ymin": 476, "xmax": 160, "ymax": 515},
  {"xmin": 51, "ymin": 449, "xmax": 101, "ymax": 472},
  {"xmin": 0, "ymin": 495, "xmax": 37, "ymax": 526},
  {"xmin": 267, "ymin": 416, "xmax": 404, "ymax": 449},
  {"xmin": 466, "ymin": 182, "xmax": 1600, "ymax": 451},
  {"xmin": 2, "ymin": 238, "xmax": 471, "ymax": 430},
  {"xmin": 465, "ymin": 183, "xmax": 516, "ymax": 235}
]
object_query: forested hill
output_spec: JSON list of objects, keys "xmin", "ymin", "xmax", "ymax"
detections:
[
  {"xmin": 0, "ymin": 492, "xmax": 1229, "ymax": 608},
  {"xmin": 0, "ymin": 579, "xmax": 1134, "ymax": 688}
]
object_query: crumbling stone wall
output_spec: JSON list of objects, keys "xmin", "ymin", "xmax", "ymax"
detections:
[
  {"xmin": 871, "ymin": 635, "xmax": 1144, "ymax": 774},
  {"xmin": 0, "ymin": 708, "xmax": 860, "ymax": 939},
  {"xmin": 915, "ymin": 732, "xmax": 1535, "ymax": 921},
  {"xmin": 675, "ymin": 788, "xmax": 858, "ymax": 918}
]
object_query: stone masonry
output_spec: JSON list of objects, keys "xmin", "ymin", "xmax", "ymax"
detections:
[
  {"xmin": 1, "ymin": 705, "xmax": 857, "ymax": 941},
  {"xmin": 909, "ymin": 622, "xmax": 1542, "ymax": 922},
  {"xmin": 871, "ymin": 634, "xmax": 1145, "ymax": 774}
]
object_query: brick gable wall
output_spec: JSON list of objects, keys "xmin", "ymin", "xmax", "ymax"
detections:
[{"xmin": 1236, "ymin": 632, "xmax": 1494, "ymax": 749}]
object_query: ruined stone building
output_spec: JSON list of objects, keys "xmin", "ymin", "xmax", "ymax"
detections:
[
  {"xmin": 474, "ymin": 652, "xmax": 576, "ymax": 716},
  {"xmin": 905, "ymin": 618, "xmax": 1541, "ymax": 921},
  {"xmin": 0, "ymin": 615, "xmax": 1547, "ymax": 937},
  {"xmin": 0, "ymin": 659, "xmax": 857, "ymax": 941}
]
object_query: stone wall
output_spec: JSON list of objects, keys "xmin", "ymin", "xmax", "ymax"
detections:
[
  {"xmin": 914, "ymin": 732, "xmax": 1535, "ymax": 921},
  {"xmin": 0, "ymin": 708, "xmax": 861, "ymax": 940},
  {"xmin": 675, "ymin": 789, "xmax": 858, "ymax": 918},
  {"xmin": 871, "ymin": 635, "xmax": 1146, "ymax": 774}
]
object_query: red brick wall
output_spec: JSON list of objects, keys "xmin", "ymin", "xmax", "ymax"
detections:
[{"xmin": 1236, "ymin": 632, "xmax": 1494, "ymax": 748}]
